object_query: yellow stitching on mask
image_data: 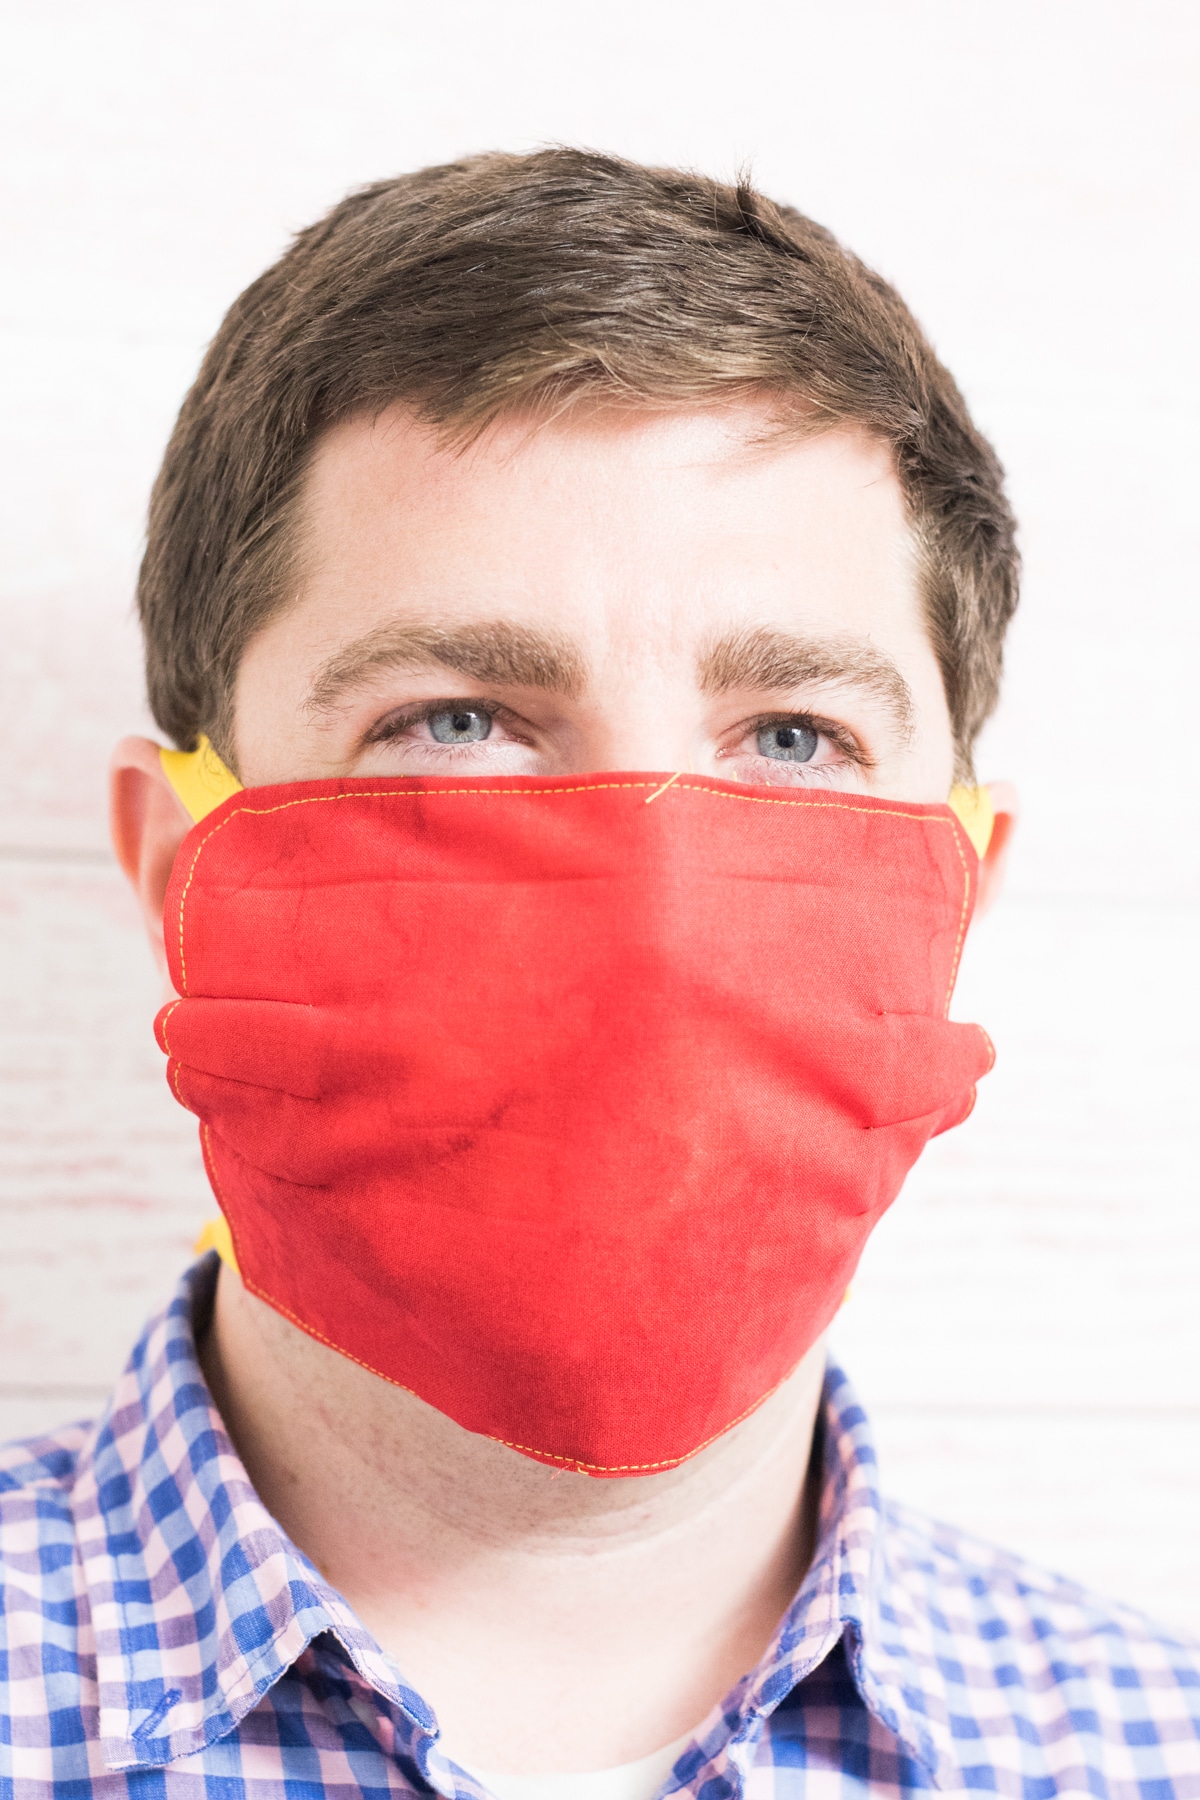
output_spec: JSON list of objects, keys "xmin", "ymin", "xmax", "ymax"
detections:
[{"xmin": 643, "ymin": 770, "xmax": 683, "ymax": 804}]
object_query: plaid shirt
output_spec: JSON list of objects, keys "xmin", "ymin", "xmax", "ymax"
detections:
[{"xmin": 2, "ymin": 1256, "xmax": 1198, "ymax": 1798}]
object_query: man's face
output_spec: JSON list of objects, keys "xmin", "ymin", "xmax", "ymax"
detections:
[{"xmin": 232, "ymin": 402, "xmax": 956, "ymax": 801}]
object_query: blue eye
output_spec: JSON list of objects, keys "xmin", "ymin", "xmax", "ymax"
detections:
[
  {"xmin": 756, "ymin": 723, "xmax": 818, "ymax": 762},
  {"xmin": 428, "ymin": 707, "xmax": 493, "ymax": 745}
]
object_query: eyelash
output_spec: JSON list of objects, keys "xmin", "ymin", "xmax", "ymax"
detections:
[
  {"xmin": 362, "ymin": 699, "xmax": 519, "ymax": 746},
  {"xmin": 735, "ymin": 712, "xmax": 874, "ymax": 770}
]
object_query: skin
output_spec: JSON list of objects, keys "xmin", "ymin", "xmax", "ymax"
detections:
[{"xmin": 110, "ymin": 401, "xmax": 1016, "ymax": 1776}]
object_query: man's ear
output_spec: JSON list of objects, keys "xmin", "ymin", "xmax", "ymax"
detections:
[
  {"xmin": 975, "ymin": 780, "xmax": 1018, "ymax": 920},
  {"xmin": 110, "ymin": 736, "xmax": 194, "ymax": 980}
]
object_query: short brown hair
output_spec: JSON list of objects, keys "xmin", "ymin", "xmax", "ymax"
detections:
[{"xmin": 138, "ymin": 148, "xmax": 1018, "ymax": 776}]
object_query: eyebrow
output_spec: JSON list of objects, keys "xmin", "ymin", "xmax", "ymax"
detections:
[
  {"xmin": 699, "ymin": 626, "xmax": 914, "ymax": 737},
  {"xmin": 304, "ymin": 620, "xmax": 588, "ymax": 714}
]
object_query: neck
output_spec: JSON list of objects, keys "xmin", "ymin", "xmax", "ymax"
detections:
[{"xmin": 200, "ymin": 1266, "xmax": 826, "ymax": 1776}]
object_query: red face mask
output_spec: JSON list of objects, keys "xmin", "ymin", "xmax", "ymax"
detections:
[{"xmin": 156, "ymin": 771, "xmax": 992, "ymax": 1477}]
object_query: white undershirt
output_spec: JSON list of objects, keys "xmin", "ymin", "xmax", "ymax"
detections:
[{"xmin": 452, "ymin": 1731, "xmax": 693, "ymax": 1800}]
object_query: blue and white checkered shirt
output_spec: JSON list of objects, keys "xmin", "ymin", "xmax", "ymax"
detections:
[{"xmin": 2, "ymin": 1254, "xmax": 1199, "ymax": 1797}]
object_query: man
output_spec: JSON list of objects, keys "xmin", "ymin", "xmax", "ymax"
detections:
[{"xmin": 2, "ymin": 149, "xmax": 1196, "ymax": 1798}]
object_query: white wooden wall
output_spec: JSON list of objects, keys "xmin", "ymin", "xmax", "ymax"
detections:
[{"xmin": 2, "ymin": 0, "xmax": 1197, "ymax": 1630}]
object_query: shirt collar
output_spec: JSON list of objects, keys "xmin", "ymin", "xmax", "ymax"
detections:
[
  {"xmin": 670, "ymin": 1364, "xmax": 960, "ymax": 1795},
  {"xmin": 71, "ymin": 1255, "xmax": 438, "ymax": 1776},
  {"xmin": 749, "ymin": 1364, "xmax": 967, "ymax": 1790},
  {"xmin": 72, "ymin": 1257, "xmax": 963, "ymax": 1790}
]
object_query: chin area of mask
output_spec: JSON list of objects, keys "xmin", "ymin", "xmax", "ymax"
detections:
[{"xmin": 454, "ymin": 1730, "xmax": 694, "ymax": 1800}]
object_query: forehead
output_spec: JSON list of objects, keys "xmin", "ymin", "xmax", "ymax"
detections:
[{"xmin": 295, "ymin": 401, "xmax": 918, "ymax": 644}]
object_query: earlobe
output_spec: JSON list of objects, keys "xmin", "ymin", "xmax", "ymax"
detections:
[
  {"xmin": 109, "ymin": 736, "xmax": 195, "ymax": 979},
  {"xmin": 974, "ymin": 780, "xmax": 1018, "ymax": 919}
]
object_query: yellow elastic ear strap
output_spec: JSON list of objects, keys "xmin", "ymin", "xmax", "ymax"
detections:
[
  {"xmin": 195, "ymin": 1215, "xmax": 240, "ymax": 1273},
  {"xmin": 159, "ymin": 736, "xmax": 243, "ymax": 824},
  {"xmin": 947, "ymin": 784, "xmax": 994, "ymax": 858},
  {"xmin": 160, "ymin": 737, "xmax": 243, "ymax": 1266}
]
